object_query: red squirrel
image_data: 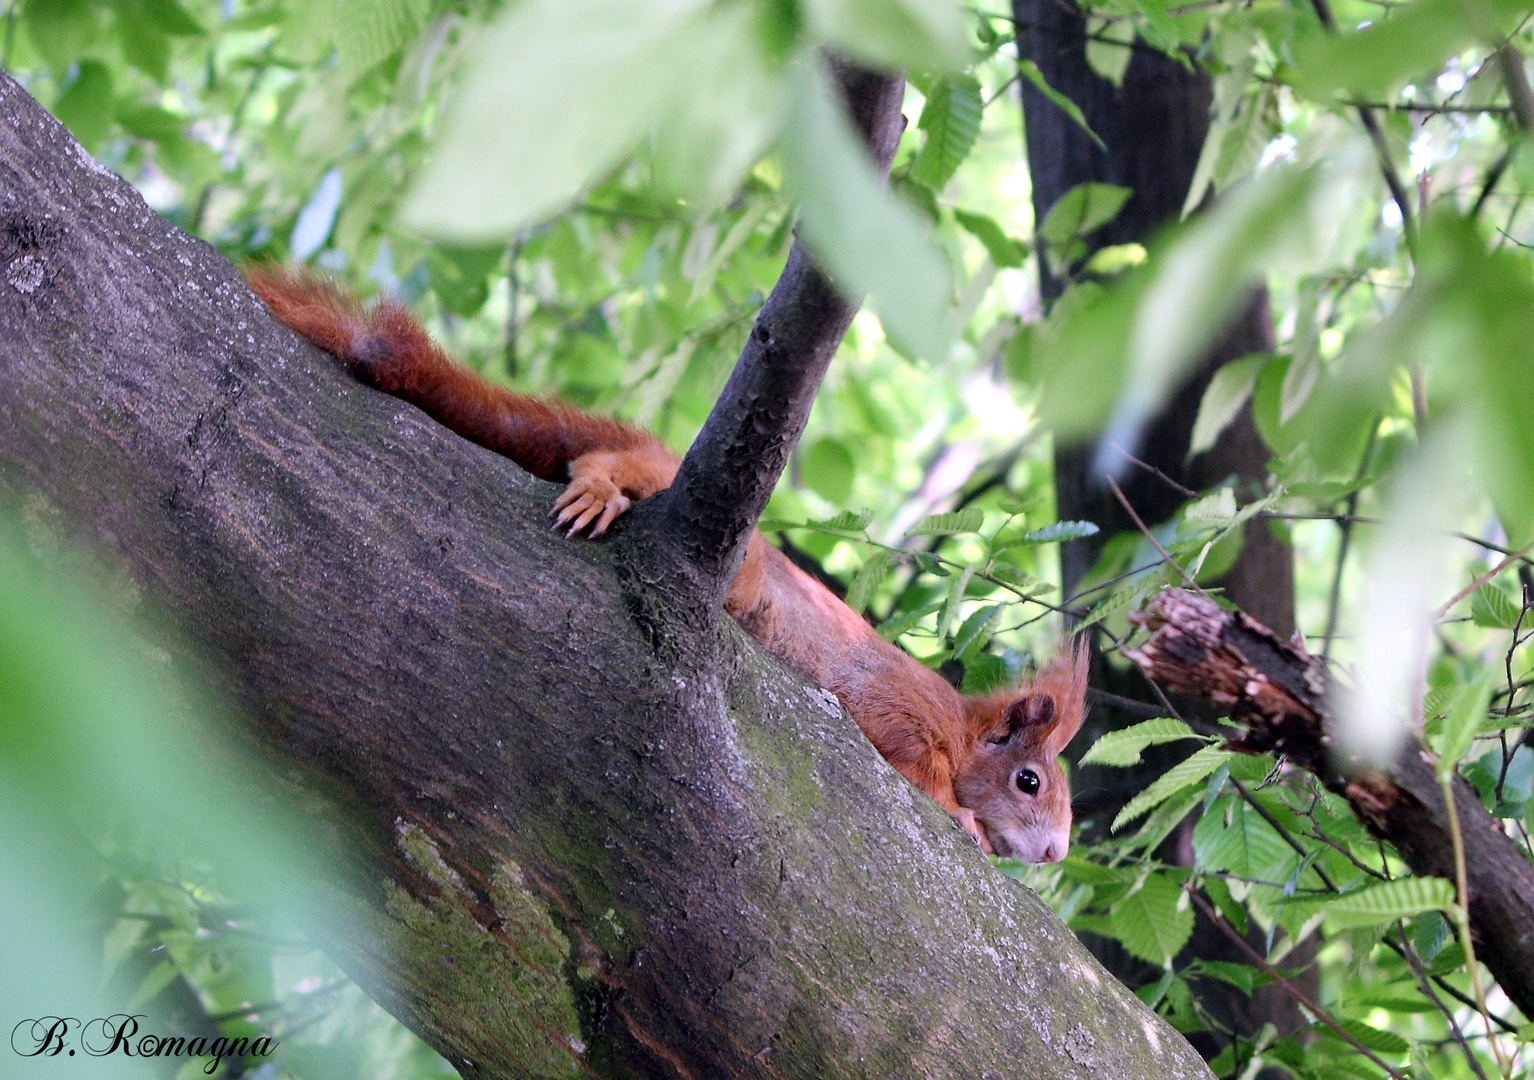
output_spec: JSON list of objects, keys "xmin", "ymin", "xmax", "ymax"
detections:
[{"xmin": 249, "ymin": 267, "xmax": 1088, "ymax": 863}]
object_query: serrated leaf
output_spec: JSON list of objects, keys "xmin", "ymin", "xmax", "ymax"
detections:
[
  {"xmin": 952, "ymin": 604, "xmax": 1003, "ymax": 661},
  {"xmin": 1039, "ymin": 182, "xmax": 1131, "ymax": 249},
  {"xmin": 845, "ymin": 550, "xmax": 893, "ymax": 614},
  {"xmin": 807, "ymin": 509, "xmax": 875, "ymax": 534},
  {"xmin": 876, "ymin": 599, "xmax": 942, "ymax": 642},
  {"xmin": 337, "ymin": 0, "xmax": 425, "ymax": 82},
  {"xmin": 1020, "ymin": 520, "xmax": 1100, "ymax": 543},
  {"xmin": 1109, "ymin": 873, "xmax": 1194, "ymax": 966},
  {"xmin": 910, "ymin": 73, "xmax": 982, "ymax": 191},
  {"xmin": 1190, "ymin": 354, "xmax": 1267, "ymax": 456},
  {"xmin": 1080, "ymin": 718, "xmax": 1199, "ymax": 767},
  {"xmin": 954, "ymin": 209, "xmax": 1028, "ymax": 268},
  {"xmin": 1019, "ymin": 60, "xmax": 1105, "ymax": 150},
  {"xmin": 937, "ymin": 564, "xmax": 975, "ymax": 643},
  {"xmin": 1183, "ymin": 488, "xmax": 1239, "ymax": 530},
  {"xmin": 1192, "ymin": 800, "xmax": 1295, "ymax": 880},
  {"xmin": 1434, "ymin": 670, "xmax": 1494, "ymax": 778},
  {"xmin": 907, "ymin": 508, "xmax": 986, "ymax": 536},
  {"xmin": 1328, "ymin": 1019, "xmax": 1411, "ymax": 1055},
  {"xmin": 1321, "ymin": 877, "xmax": 1457, "ymax": 930},
  {"xmin": 1114, "ymin": 746, "xmax": 1234, "ymax": 831},
  {"xmin": 1471, "ymin": 584, "xmax": 1523, "ymax": 630}
]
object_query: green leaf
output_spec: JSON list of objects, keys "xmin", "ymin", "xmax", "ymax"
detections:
[
  {"xmin": 651, "ymin": 4, "xmax": 789, "ymax": 210},
  {"xmin": 1192, "ymin": 800, "xmax": 1295, "ymax": 880},
  {"xmin": 1019, "ymin": 60, "xmax": 1104, "ymax": 150},
  {"xmin": 1293, "ymin": 0, "xmax": 1528, "ymax": 98},
  {"xmin": 1100, "ymin": 164, "xmax": 1327, "ymax": 463},
  {"xmin": 1084, "ymin": 16, "xmax": 1134, "ymax": 88},
  {"xmin": 425, "ymin": 243, "xmax": 505, "ymax": 317},
  {"xmin": 143, "ymin": 0, "xmax": 205, "ymax": 36},
  {"xmin": 804, "ymin": 0, "xmax": 970, "ymax": 72},
  {"xmin": 953, "ymin": 209, "xmax": 1028, "ymax": 268},
  {"xmin": 116, "ymin": 104, "xmax": 188, "ymax": 141},
  {"xmin": 952, "ymin": 604, "xmax": 1003, "ymax": 661},
  {"xmin": 807, "ymin": 509, "xmax": 875, "ymax": 534},
  {"xmin": 1083, "ymin": 243, "xmax": 1147, "ymax": 275},
  {"xmin": 910, "ymin": 73, "xmax": 982, "ymax": 191},
  {"xmin": 785, "ymin": 65, "xmax": 952, "ymax": 360},
  {"xmin": 907, "ymin": 508, "xmax": 985, "ymax": 536},
  {"xmin": 23, "ymin": 0, "xmax": 99, "ymax": 71},
  {"xmin": 337, "ymin": 0, "xmax": 426, "ymax": 82},
  {"xmin": 801, "ymin": 438, "xmax": 856, "ymax": 504},
  {"xmin": 1020, "ymin": 520, "xmax": 1100, "ymax": 543},
  {"xmin": 1039, "ymin": 182, "xmax": 1132, "ymax": 249},
  {"xmin": 1114, "ymin": 746, "xmax": 1234, "ymax": 831},
  {"xmin": 51, "ymin": 60, "xmax": 114, "ymax": 150},
  {"xmin": 1433, "ymin": 670, "xmax": 1494, "ymax": 779},
  {"xmin": 1189, "ymin": 354, "xmax": 1268, "ymax": 456},
  {"xmin": 1080, "ymin": 717, "xmax": 1199, "ymax": 767},
  {"xmin": 937, "ymin": 564, "xmax": 974, "ymax": 642},
  {"xmin": 1182, "ymin": 487, "xmax": 1239, "ymax": 530},
  {"xmin": 845, "ymin": 550, "xmax": 893, "ymax": 614},
  {"xmin": 1187, "ymin": 959, "xmax": 1261, "ymax": 995},
  {"xmin": 877, "ymin": 599, "xmax": 942, "ymax": 641},
  {"xmin": 1329, "ymin": 1019, "xmax": 1411, "ymax": 1056},
  {"xmin": 406, "ymin": 0, "xmax": 770, "ymax": 237},
  {"xmin": 1321, "ymin": 877, "xmax": 1457, "ymax": 930},
  {"xmin": 1471, "ymin": 583, "xmax": 1522, "ymax": 630},
  {"xmin": 1109, "ymin": 873, "xmax": 1194, "ymax": 965}
]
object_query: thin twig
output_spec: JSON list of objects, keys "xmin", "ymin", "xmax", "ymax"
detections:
[
  {"xmin": 1393, "ymin": 925, "xmax": 1491, "ymax": 1080},
  {"xmin": 1320, "ymin": 428, "xmax": 1377, "ymax": 659},
  {"xmin": 1305, "ymin": 0, "xmax": 1416, "ymax": 248},
  {"xmin": 1187, "ymin": 890, "xmax": 1410, "ymax": 1079},
  {"xmin": 1106, "ymin": 476, "xmax": 1204, "ymax": 594},
  {"xmin": 1111, "ymin": 441, "xmax": 1200, "ymax": 498},
  {"xmin": 1433, "ymin": 543, "xmax": 1534, "ymax": 620}
]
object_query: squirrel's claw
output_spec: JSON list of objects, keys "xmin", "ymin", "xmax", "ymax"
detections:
[
  {"xmin": 953, "ymin": 808, "xmax": 995, "ymax": 854},
  {"xmin": 553, "ymin": 479, "xmax": 629, "ymax": 538}
]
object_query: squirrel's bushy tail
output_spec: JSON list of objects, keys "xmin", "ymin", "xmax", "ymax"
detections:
[{"xmin": 246, "ymin": 266, "xmax": 658, "ymax": 481}]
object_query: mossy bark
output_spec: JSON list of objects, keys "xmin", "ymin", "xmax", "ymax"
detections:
[{"xmin": 0, "ymin": 71, "xmax": 1212, "ymax": 1080}]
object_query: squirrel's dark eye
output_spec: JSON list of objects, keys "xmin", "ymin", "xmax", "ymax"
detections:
[{"xmin": 1015, "ymin": 769, "xmax": 1040, "ymax": 796}]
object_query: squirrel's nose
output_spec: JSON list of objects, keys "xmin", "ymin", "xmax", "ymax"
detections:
[{"xmin": 1041, "ymin": 837, "xmax": 1067, "ymax": 863}]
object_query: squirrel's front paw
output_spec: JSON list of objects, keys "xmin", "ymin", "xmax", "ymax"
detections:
[
  {"xmin": 953, "ymin": 808, "xmax": 995, "ymax": 854},
  {"xmin": 552, "ymin": 476, "xmax": 631, "ymax": 538}
]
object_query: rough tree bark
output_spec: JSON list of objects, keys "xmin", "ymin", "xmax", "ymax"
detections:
[
  {"xmin": 1126, "ymin": 588, "xmax": 1534, "ymax": 1020},
  {"xmin": 0, "ymin": 68, "xmax": 1214, "ymax": 1080},
  {"xmin": 1013, "ymin": 0, "xmax": 1304, "ymax": 1058}
]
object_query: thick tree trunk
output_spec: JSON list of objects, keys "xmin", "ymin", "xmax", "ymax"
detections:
[
  {"xmin": 0, "ymin": 73, "xmax": 1213, "ymax": 1080},
  {"xmin": 1013, "ymin": 0, "xmax": 1303, "ymax": 1058}
]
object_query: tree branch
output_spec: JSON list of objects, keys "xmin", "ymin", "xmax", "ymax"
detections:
[
  {"xmin": 657, "ymin": 59, "xmax": 906, "ymax": 595},
  {"xmin": 0, "ymin": 70, "xmax": 1214, "ymax": 1080},
  {"xmin": 1125, "ymin": 588, "xmax": 1534, "ymax": 1019}
]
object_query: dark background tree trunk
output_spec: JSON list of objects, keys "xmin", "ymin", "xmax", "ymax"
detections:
[
  {"xmin": 0, "ymin": 71, "xmax": 1214, "ymax": 1080},
  {"xmin": 1013, "ymin": 0, "xmax": 1304, "ymax": 1062}
]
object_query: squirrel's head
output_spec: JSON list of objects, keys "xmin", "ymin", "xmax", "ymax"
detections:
[{"xmin": 954, "ymin": 643, "xmax": 1088, "ymax": 864}]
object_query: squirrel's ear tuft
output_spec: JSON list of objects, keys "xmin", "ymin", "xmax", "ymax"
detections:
[{"xmin": 1016, "ymin": 640, "xmax": 1090, "ymax": 755}]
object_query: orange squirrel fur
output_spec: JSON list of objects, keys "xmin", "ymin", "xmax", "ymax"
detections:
[{"xmin": 248, "ymin": 267, "xmax": 1088, "ymax": 862}]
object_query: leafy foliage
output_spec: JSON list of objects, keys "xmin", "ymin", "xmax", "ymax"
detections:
[{"xmin": 7, "ymin": 0, "xmax": 1534, "ymax": 1077}]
